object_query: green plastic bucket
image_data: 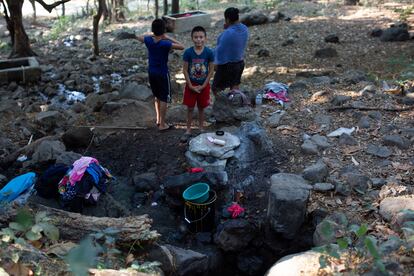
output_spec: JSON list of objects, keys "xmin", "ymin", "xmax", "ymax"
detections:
[{"xmin": 182, "ymin": 182, "xmax": 210, "ymax": 203}]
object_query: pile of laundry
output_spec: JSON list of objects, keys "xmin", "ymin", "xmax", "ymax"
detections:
[
  {"xmin": 259, "ymin": 82, "xmax": 290, "ymax": 106},
  {"xmin": 0, "ymin": 156, "xmax": 113, "ymax": 213}
]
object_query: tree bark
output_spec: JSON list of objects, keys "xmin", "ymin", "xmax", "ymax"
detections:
[
  {"xmin": 163, "ymin": 0, "xmax": 168, "ymax": 15},
  {"xmin": 93, "ymin": 0, "xmax": 105, "ymax": 56},
  {"xmin": 30, "ymin": 0, "xmax": 36, "ymax": 22},
  {"xmin": 155, "ymin": 0, "xmax": 159, "ymax": 18},
  {"xmin": 5, "ymin": 0, "xmax": 36, "ymax": 57},
  {"xmin": 0, "ymin": 204, "xmax": 159, "ymax": 245},
  {"xmin": 171, "ymin": 0, "xmax": 178, "ymax": 14},
  {"xmin": 0, "ymin": 0, "xmax": 14, "ymax": 46}
]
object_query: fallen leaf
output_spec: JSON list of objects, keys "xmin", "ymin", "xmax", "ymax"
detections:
[
  {"xmin": 45, "ymin": 242, "xmax": 77, "ymax": 257},
  {"xmin": 391, "ymin": 162, "xmax": 412, "ymax": 171},
  {"xmin": 342, "ymin": 146, "xmax": 361, "ymax": 155}
]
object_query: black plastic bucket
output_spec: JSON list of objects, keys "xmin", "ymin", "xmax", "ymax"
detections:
[{"xmin": 184, "ymin": 190, "xmax": 217, "ymax": 233}]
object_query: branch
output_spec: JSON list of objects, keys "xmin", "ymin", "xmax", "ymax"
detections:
[
  {"xmin": 34, "ymin": 0, "xmax": 71, "ymax": 13},
  {"xmin": 327, "ymin": 105, "xmax": 414, "ymax": 112}
]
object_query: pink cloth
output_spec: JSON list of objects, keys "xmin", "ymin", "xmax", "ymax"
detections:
[
  {"xmin": 264, "ymin": 91, "xmax": 290, "ymax": 102},
  {"xmin": 227, "ymin": 203, "xmax": 245, "ymax": 219},
  {"xmin": 69, "ymin": 157, "xmax": 99, "ymax": 185}
]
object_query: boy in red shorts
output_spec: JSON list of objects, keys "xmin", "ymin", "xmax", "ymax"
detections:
[{"xmin": 181, "ymin": 26, "xmax": 214, "ymax": 142}]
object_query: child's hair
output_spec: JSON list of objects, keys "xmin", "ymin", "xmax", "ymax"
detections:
[
  {"xmin": 152, "ymin": 19, "xmax": 166, "ymax": 36},
  {"xmin": 191, "ymin": 26, "xmax": 206, "ymax": 37},
  {"xmin": 224, "ymin": 7, "xmax": 239, "ymax": 23}
]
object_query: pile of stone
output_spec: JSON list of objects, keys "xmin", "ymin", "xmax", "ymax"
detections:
[{"xmin": 185, "ymin": 132, "xmax": 240, "ymax": 172}]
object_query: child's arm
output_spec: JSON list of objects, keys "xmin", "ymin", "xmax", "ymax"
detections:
[
  {"xmin": 200, "ymin": 62, "xmax": 215, "ymax": 90},
  {"xmin": 135, "ymin": 35, "xmax": 145, "ymax": 43},
  {"xmin": 162, "ymin": 34, "xmax": 185, "ymax": 50},
  {"xmin": 183, "ymin": 61, "xmax": 197, "ymax": 92}
]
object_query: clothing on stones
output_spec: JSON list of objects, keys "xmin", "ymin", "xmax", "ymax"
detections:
[
  {"xmin": 227, "ymin": 203, "xmax": 245, "ymax": 219},
  {"xmin": 183, "ymin": 47, "xmax": 214, "ymax": 85},
  {"xmin": 214, "ymin": 23, "xmax": 249, "ymax": 65},
  {"xmin": 0, "ymin": 172, "xmax": 36, "ymax": 204},
  {"xmin": 69, "ymin": 156, "xmax": 99, "ymax": 185},
  {"xmin": 261, "ymin": 82, "xmax": 290, "ymax": 105}
]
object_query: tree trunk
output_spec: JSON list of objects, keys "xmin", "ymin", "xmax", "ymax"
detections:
[
  {"xmin": 5, "ymin": 0, "xmax": 36, "ymax": 57},
  {"xmin": 93, "ymin": 0, "xmax": 105, "ymax": 56},
  {"xmin": 30, "ymin": 0, "xmax": 36, "ymax": 22},
  {"xmin": 171, "ymin": 0, "xmax": 178, "ymax": 14},
  {"xmin": 0, "ymin": 204, "xmax": 159, "ymax": 245},
  {"xmin": 1, "ymin": 0, "xmax": 14, "ymax": 46},
  {"xmin": 163, "ymin": 0, "xmax": 167, "ymax": 15},
  {"xmin": 116, "ymin": 0, "xmax": 126, "ymax": 21},
  {"xmin": 61, "ymin": 2, "xmax": 65, "ymax": 16},
  {"xmin": 155, "ymin": 0, "xmax": 158, "ymax": 18}
]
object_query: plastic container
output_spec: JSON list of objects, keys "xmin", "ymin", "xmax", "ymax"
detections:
[
  {"xmin": 255, "ymin": 93, "xmax": 263, "ymax": 105},
  {"xmin": 184, "ymin": 190, "xmax": 217, "ymax": 233},
  {"xmin": 183, "ymin": 183, "xmax": 210, "ymax": 203}
]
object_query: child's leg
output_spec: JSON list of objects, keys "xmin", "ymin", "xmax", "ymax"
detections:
[
  {"xmin": 186, "ymin": 107, "xmax": 194, "ymax": 134},
  {"xmin": 159, "ymin": 101, "xmax": 168, "ymax": 129},
  {"xmin": 198, "ymin": 108, "xmax": 205, "ymax": 131},
  {"xmin": 154, "ymin": 98, "xmax": 161, "ymax": 125}
]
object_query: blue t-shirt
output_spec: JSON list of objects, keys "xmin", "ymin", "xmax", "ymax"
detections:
[
  {"xmin": 183, "ymin": 47, "xmax": 214, "ymax": 85},
  {"xmin": 144, "ymin": 36, "xmax": 172, "ymax": 75},
  {"xmin": 214, "ymin": 23, "xmax": 249, "ymax": 65}
]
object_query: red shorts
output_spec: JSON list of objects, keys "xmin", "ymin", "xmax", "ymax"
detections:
[{"xmin": 183, "ymin": 82, "xmax": 210, "ymax": 109}]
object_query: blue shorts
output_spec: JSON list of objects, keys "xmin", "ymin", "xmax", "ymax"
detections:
[{"xmin": 149, "ymin": 72, "xmax": 171, "ymax": 103}]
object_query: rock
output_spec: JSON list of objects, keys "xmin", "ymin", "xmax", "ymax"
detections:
[
  {"xmin": 379, "ymin": 196, "xmax": 414, "ymax": 221},
  {"xmin": 368, "ymin": 111, "xmax": 382, "ymax": 121},
  {"xmin": 132, "ymin": 172, "xmax": 158, "ymax": 192},
  {"xmin": 380, "ymin": 236, "xmax": 403, "ymax": 254},
  {"xmin": 148, "ymin": 244, "xmax": 209, "ymax": 276},
  {"xmin": 212, "ymin": 93, "xmax": 256, "ymax": 123},
  {"xmin": 401, "ymin": 96, "xmax": 414, "ymax": 106},
  {"xmin": 358, "ymin": 116, "xmax": 371, "ymax": 129},
  {"xmin": 268, "ymin": 10, "xmax": 285, "ymax": 22},
  {"xmin": 266, "ymin": 111, "xmax": 285, "ymax": 128},
  {"xmin": 267, "ymin": 173, "xmax": 312, "ymax": 238},
  {"xmin": 62, "ymin": 127, "xmax": 93, "ymax": 148},
  {"xmin": 313, "ymin": 114, "xmax": 331, "ymax": 128},
  {"xmin": 237, "ymin": 253, "xmax": 264, "ymax": 276},
  {"xmin": 335, "ymin": 181, "xmax": 351, "ymax": 196},
  {"xmin": 366, "ymin": 144, "xmax": 392, "ymax": 158},
  {"xmin": 281, "ymin": 39, "xmax": 294, "ymax": 47},
  {"xmin": 240, "ymin": 11, "xmax": 268, "ymax": 26},
  {"xmin": 310, "ymin": 134, "xmax": 331, "ymax": 149},
  {"xmin": 371, "ymin": 178, "xmax": 386, "ymax": 188},
  {"xmin": 115, "ymin": 31, "xmax": 136, "ymax": 40},
  {"xmin": 266, "ymin": 250, "xmax": 325, "ymax": 276},
  {"xmin": 324, "ymin": 34, "xmax": 339, "ymax": 43},
  {"xmin": 343, "ymin": 173, "xmax": 371, "ymax": 193},
  {"xmin": 308, "ymin": 76, "xmax": 332, "ymax": 85},
  {"xmin": 185, "ymin": 151, "xmax": 227, "ymax": 173},
  {"xmin": 313, "ymin": 183, "xmax": 334, "ymax": 192},
  {"xmin": 331, "ymin": 95, "xmax": 351, "ymax": 106},
  {"xmin": 214, "ymin": 219, "xmax": 255, "ymax": 251},
  {"xmin": 343, "ymin": 70, "xmax": 367, "ymax": 84},
  {"xmin": 85, "ymin": 94, "xmax": 107, "ymax": 112},
  {"xmin": 383, "ymin": 134, "xmax": 410, "ymax": 149},
  {"xmin": 31, "ymin": 140, "xmax": 66, "ymax": 163},
  {"xmin": 55, "ymin": 151, "xmax": 82, "ymax": 165},
  {"xmin": 35, "ymin": 111, "xmax": 64, "ymax": 130},
  {"xmin": 401, "ymin": 128, "xmax": 414, "ymax": 138},
  {"xmin": 189, "ymin": 132, "xmax": 240, "ymax": 159},
  {"xmin": 288, "ymin": 81, "xmax": 308, "ymax": 93},
  {"xmin": 101, "ymin": 101, "xmax": 127, "ymax": 114},
  {"xmin": 120, "ymin": 82, "xmax": 152, "ymax": 101},
  {"xmin": 71, "ymin": 102, "xmax": 88, "ymax": 113},
  {"xmin": 314, "ymin": 47, "xmax": 338, "ymax": 58},
  {"xmin": 301, "ymin": 140, "xmax": 319, "ymax": 155},
  {"xmin": 257, "ymin": 49, "xmax": 270, "ymax": 57},
  {"xmin": 314, "ymin": 212, "xmax": 348, "ymax": 246},
  {"xmin": 104, "ymin": 100, "xmax": 155, "ymax": 127},
  {"xmin": 370, "ymin": 28, "xmax": 383, "ymax": 37},
  {"xmin": 339, "ymin": 133, "xmax": 358, "ymax": 146},
  {"xmin": 380, "ymin": 25, "xmax": 410, "ymax": 42},
  {"xmin": 360, "ymin": 84, "xmax": 377, "ymax": 94},
  {"xmin": 302, "ymin": 160, "xmax": 328, "ymax": 184},
  {"xmin": 0, "ymin": 174, "xmax": 7, "ymax": 185}
]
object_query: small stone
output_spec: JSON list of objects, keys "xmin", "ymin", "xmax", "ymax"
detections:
[
  {"xmin": 331, "ymin": 95, "xmax": 351, "ymax": 106},
  {"xmin": 302, "ymin": 160, "xmax": 328, "ymax": 184},
  {"xmin": 313, "ymin": 114, "xmax": 332, "ymax": 128},
  {"xmin": 379, "ymin": 196, "xmax": 414, "ymax": 221},
  {"xmin": 257, "ymin": 49, "xmax": 270, "ymax": 57},
  {"xmin": 368, "ymin": 111, "xmax": 382, "ymax": 121},
  {"xmin": 366, "ymin": 144, "xmax": 392, "ymax": 158},
  {"xmin": 343, "ymin": 173, "xmax": 371, "ymax": 193},
  {"xmin": 314, "ymin": 47, "xmax": 338, "ymax": 58},
  {"xmin": 266, "ymin": 111, "xmax": 285, "ymax": 128},
  {"xmin": 358, "ymin": 116, "xmax": 371, "ymax": 129},
  {"xmin": 281, "ymin": 39, "xmax": 294, "ymax": 46},
  {"xmin": 383, "ymin": 134, "xmax": 410, "ymax": 149},
  {"xmin": 338, "ymin": 133, "xmax": 358, "ymax": 146},
  {"xmin": 313, "ymin": 183, "xmax": 334, "ymax": 192},
  {"xmin": 335, "ymin": 182, "xmax": 351, "ymax": 196},
  {"xmin": 301, "ymin": 140, "xmax": 319, "ymax": 155},
  {"xmin": 371, "ymin": 178, "xmax": 386, "ymax": 188},
  {"xmin": 311, "ymin": 134, "xmax": 331, "ymax": 149},
  {"xmin": 324, "ymin": 34, "xmax": 339, "ymax": 43},
  {"xmin": 380, "ymin": 236, "xmax": 402, "ymax": 254}
]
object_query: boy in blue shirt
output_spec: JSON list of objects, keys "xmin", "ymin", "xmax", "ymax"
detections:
[
  {"xmin": 181, "ymin": 26, "xmax": 214, "ymax": 142},
  {"xmin": 136, "ymin": 19, "xmax": 184, "ymax": 131},
  {"xmin": 212, "ymin": 7, "xmax": 249, "ymax": 95}
]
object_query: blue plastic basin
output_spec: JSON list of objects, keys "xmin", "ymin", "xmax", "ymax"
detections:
[{"xmin": 183, "ymin": 183, "xmax": 210, "ymax": 203}]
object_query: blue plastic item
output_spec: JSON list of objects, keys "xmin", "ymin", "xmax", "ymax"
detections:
[
  {"xmin": 183, "ymin": 183, "xmax": 210, "ymax": 203},
  {"xmin": 0, "ymin": 172, "xmax": 36, "ymax": 203}
]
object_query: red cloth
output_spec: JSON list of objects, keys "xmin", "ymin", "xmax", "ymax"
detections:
[
  {"xmin": 188, "ymin": 167, "xmax": 204, "ymax": 173},
  {"xmin": 227, "ymin": 203, "xmax": 245, "ymax": 219},
  {"xmin": 183, "ymin": 82, "xmax": 210, "ymax": 109}
]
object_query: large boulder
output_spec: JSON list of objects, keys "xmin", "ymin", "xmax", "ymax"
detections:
[
  {"xmin": 380, "ymin": 24, "xmax": 410, "ymax": 42},
  {"xmin": 103, "ymin": 99, "xmax": 155, "ymax": 127},
  {"xmin": 214, "ymin": 219, "xmax": 255, "ymax": 251},
  {"xmin": 189, "ymin": 132, "xmax": 240, "ymax": 159},
  {"xmin": 120, "ymin": 82, "xmax": 153, "ymax": 101},
  {"xmin": 267, "ymin": 173, "xmax": 312, "ymax": 238},
  {"xmin": 240, "ymin": 11, "xmax": 268, "ymax": 26},
  {"xmin": 379, "ymin": 196, "xmax": 414, "ymax": 222},
  {"xmin": 265, "ymin": 250, "xmax": 325, "ymax": 276},
  {"xmin": 212, "ymin": 93, "xmax": 256, "ymax": 123},
  {"xmin": 62, "ymin": 127, "xmax": 93, "ymax": 148},
  {"xmin": 31, "ymin": 140, "xmax": 66, "ymax": 163},
  {"xmin": 313, "ymin": 212, "xmax": 348, "ymax": 246},
  {"xmin": 35, "ymin": 111, "xmax": 65, "ymax": 130},
  {"xmin": 148, "ymin": 244, "xmax": 209, "ymax": 276}
]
